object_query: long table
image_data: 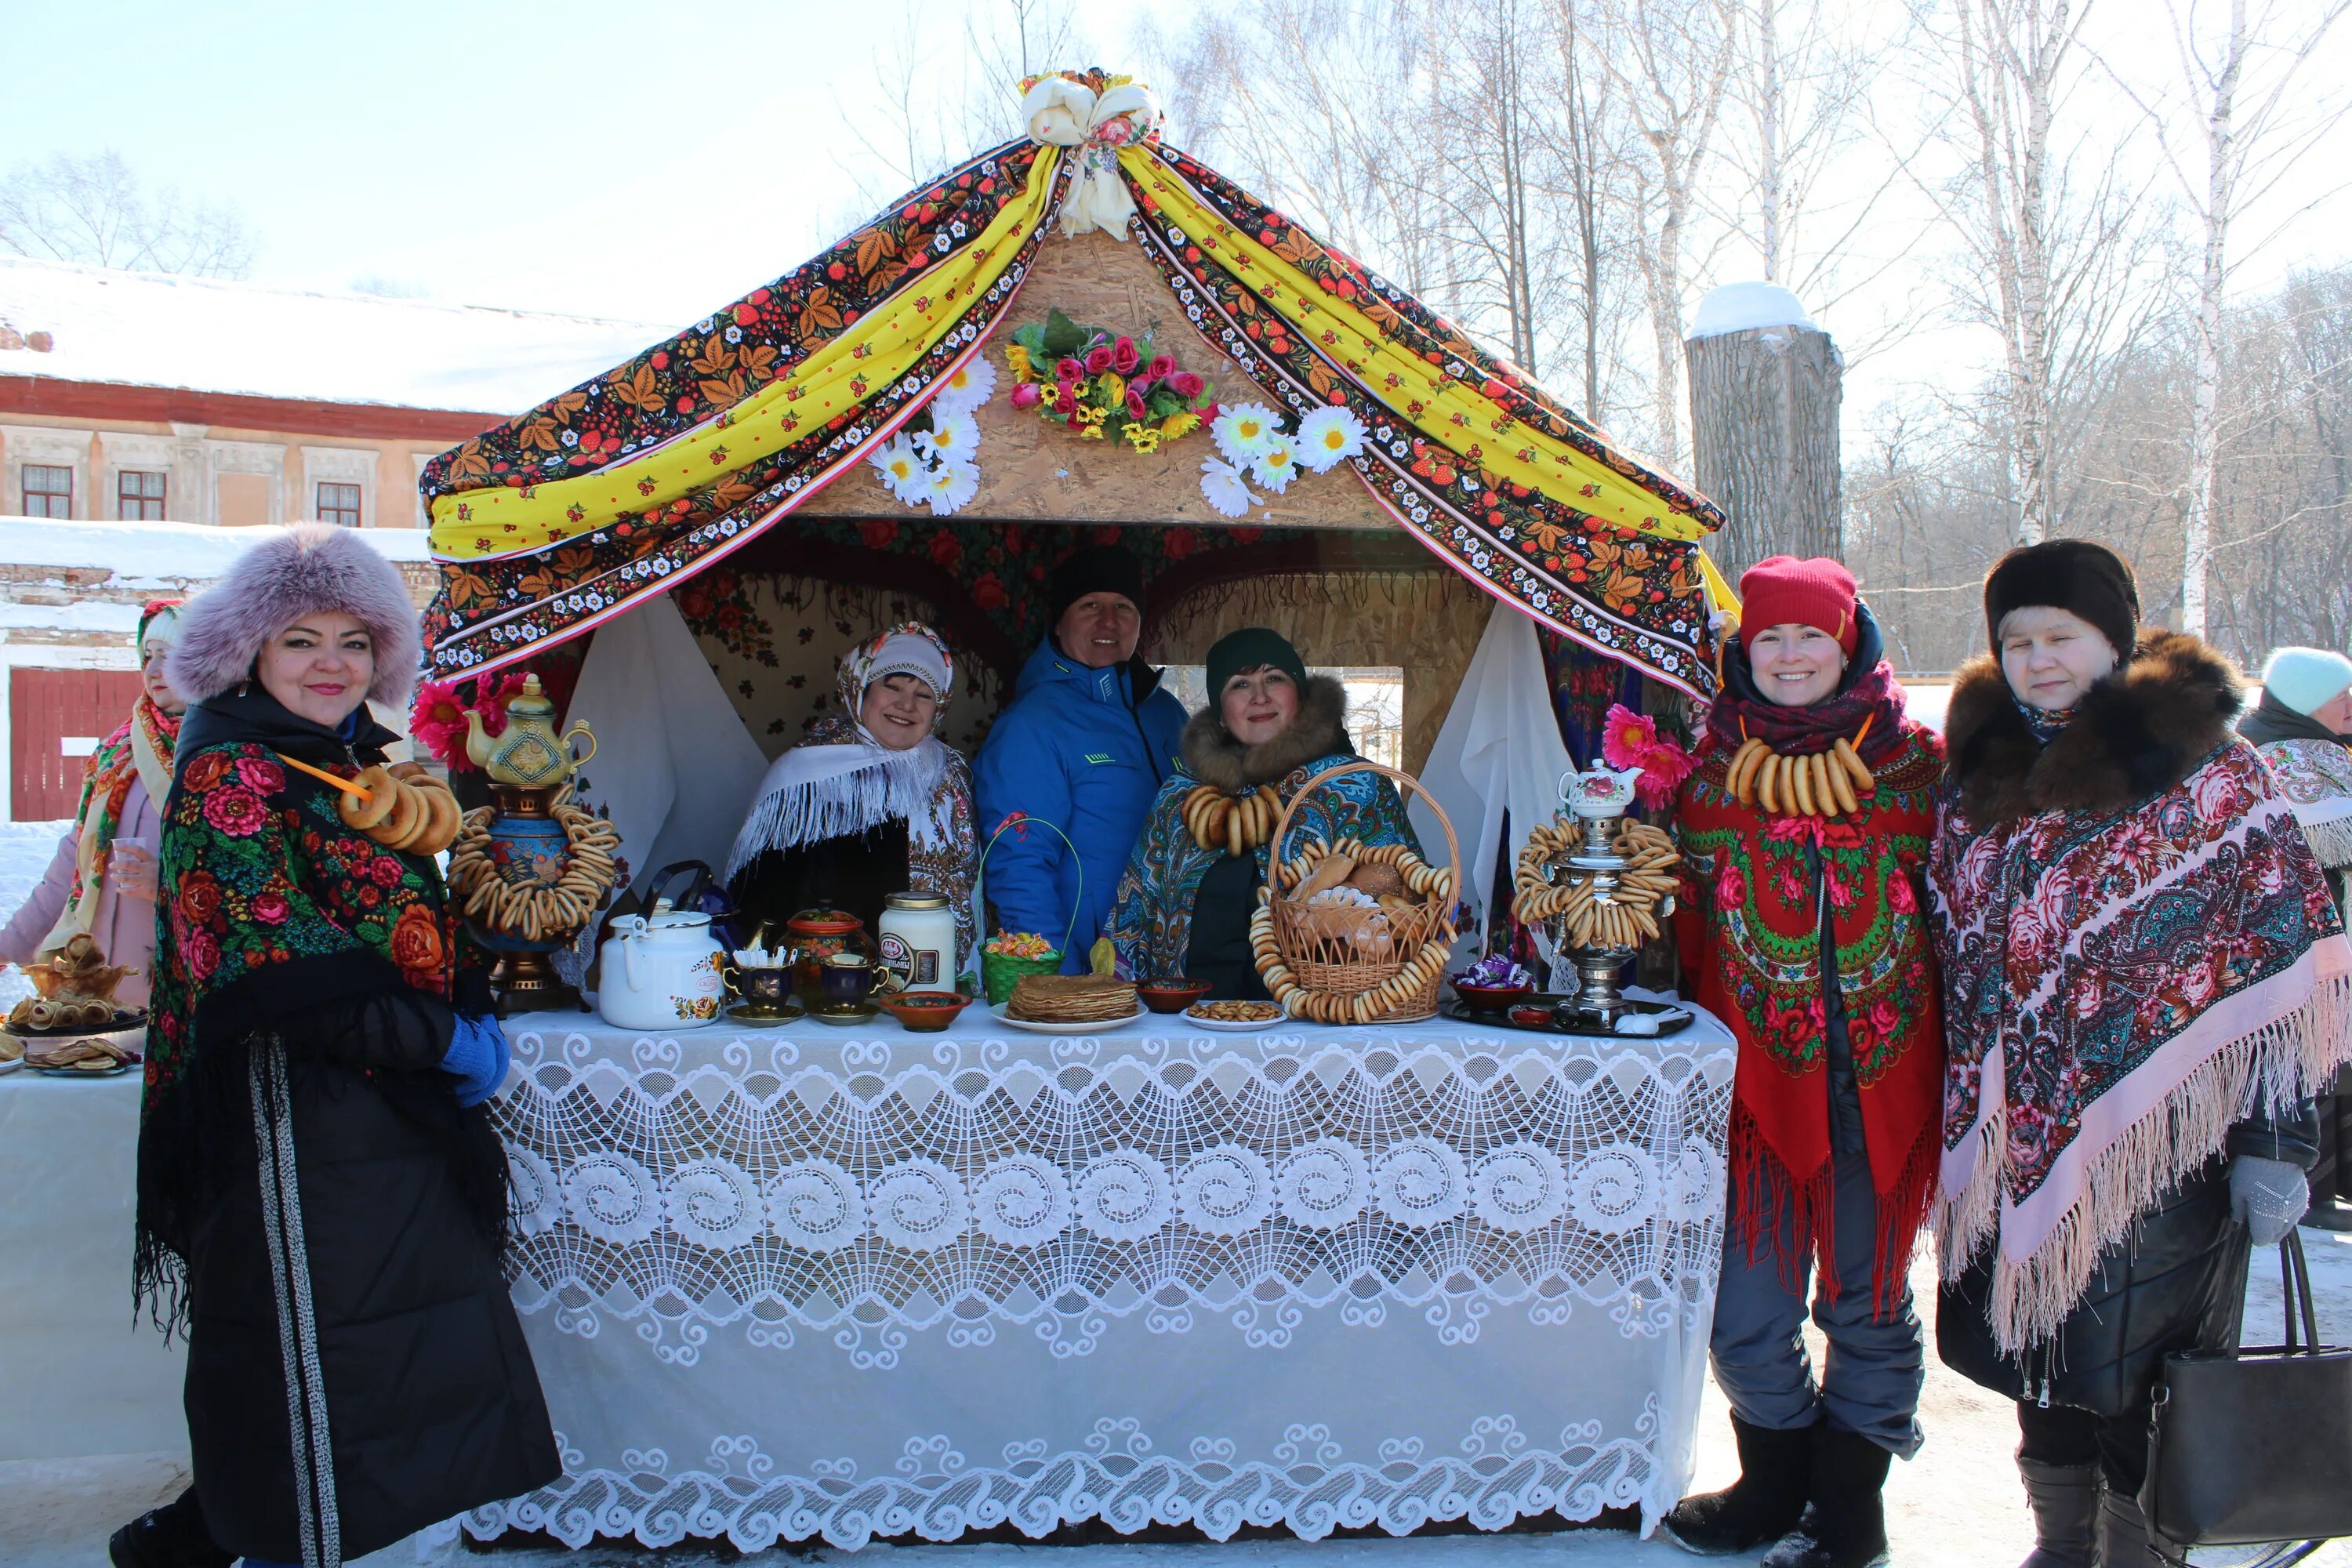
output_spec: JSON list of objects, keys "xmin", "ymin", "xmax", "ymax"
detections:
[{"xmin": 464, "ymin": 1001, "xmax": 1735, "ymax": 1551}]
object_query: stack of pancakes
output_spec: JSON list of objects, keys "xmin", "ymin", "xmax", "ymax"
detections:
[{"xmin": 1006, "ymin": 975, "xmax": 1138, "ymax": 1024}]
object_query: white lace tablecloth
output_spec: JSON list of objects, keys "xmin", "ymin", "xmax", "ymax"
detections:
[{"xmin": 467, "ymin": 1003, "xmax": 1736, "ymax": 1551}]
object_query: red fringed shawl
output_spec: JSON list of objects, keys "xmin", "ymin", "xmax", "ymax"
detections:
[{"xmin": 1675, "ymin": 720, "xmax": 1946, "ymax": 1309}]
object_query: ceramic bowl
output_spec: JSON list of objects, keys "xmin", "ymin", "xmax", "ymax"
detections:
[
  {"xmin": 879, "ymin": 991, "xmax": 971, "ymax": 1033},
  {"xmin": 1136, "ymin": 978, "xmax": 1213, "ymax": 1014},
  {"xmin": 1454, "ymin": 981, "xmax": 1534, "ymax": 1013}
]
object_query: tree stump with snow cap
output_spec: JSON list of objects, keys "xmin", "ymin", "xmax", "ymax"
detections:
[{"xmin": 1685, "ymin": 283, "xmax": 1844, "ymax": 586}]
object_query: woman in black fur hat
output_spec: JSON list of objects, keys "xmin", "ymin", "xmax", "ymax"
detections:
[{"xmin": 1926, "ymin": 539, "xmax": 2350, "ymax": 1567}]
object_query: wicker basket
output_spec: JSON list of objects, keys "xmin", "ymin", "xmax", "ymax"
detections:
[{"xmin": 1259, "ymin": 761, "xmax": 1461, "ymax": 1025}]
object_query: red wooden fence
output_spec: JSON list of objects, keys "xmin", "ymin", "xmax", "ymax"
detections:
[{"xmin": 12, "ymin": 668, "xmax": 146, "ymax": 820}]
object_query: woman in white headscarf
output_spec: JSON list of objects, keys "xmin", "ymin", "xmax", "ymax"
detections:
[
  {"xmin": 725, "ymin": 622, "xmax": 977, "ymax": 971},
  {"xmin": 0, "ymin": 598, "xmax": 186, "ymax": 1007}
]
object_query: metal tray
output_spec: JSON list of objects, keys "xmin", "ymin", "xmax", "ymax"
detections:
[{"xmin": 1443, "ymin": 994, "xmax": 1694, "ymax": 1040}]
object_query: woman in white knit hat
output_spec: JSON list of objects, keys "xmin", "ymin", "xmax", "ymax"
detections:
[
  {"xmin": 2241, "ymin": 647, "xmax": 2352, "ymax": 893},
  {"xmin": 2240, "ymin": 645, "xmax": 2352, "ymax": 1232}
]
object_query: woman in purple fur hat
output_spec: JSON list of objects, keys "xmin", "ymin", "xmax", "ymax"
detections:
[{"xmin": 112, "ymin": 524, "xmax": 556, "ymax": 1568}]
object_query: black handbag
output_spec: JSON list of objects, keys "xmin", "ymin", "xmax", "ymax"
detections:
[{"xmin": 2141, "ymin": 1232, "xmax": 2352, "ymax": 1550}]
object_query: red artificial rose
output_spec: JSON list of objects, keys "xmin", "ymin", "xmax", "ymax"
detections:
[
  {"xmin": 1083, "ymin": 345, "xmax": 1115, "ymax": 374},
  {"xmin": 1124, "ymin": 387, "xmax": 1149, "ymax": 421},
  {"xmin": 1011, "ymin": 382, "xmax": 1041, "ymax": 409},
  {"xmin": 202, "ymin": 787, "xmax": 269, "ymax": 838},
  {"xmin": 1168, "ymin": 371, "xmax": 1206, "ymax": 400},
  {"xmin": 1111, "ymin": 336, "xmax": 1142, "ymax": 374},
  {"xmin": 389, "ymin": 905, "xmax": 447, "ymax": 978},
  {"xmin": 1147, "ymin": 354, "xmax": 1175, "ymax": 379},
  {"xmin": 1056, "ymin": 357, "xmax": 1083, "ymax": 383}
]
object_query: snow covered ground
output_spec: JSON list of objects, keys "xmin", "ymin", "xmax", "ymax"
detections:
[{"xmin": 1, "ymin": 823, "xmax": 2343, "ymax": 1567}]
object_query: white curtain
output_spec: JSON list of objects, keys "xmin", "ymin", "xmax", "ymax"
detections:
[
  {"xmin": 1407, "ymin": 602, "xmax": 1572, "ymax": 942},
  {"xmin": 563, "ymin": 593, "xmax": 770, "ymax": 912}
]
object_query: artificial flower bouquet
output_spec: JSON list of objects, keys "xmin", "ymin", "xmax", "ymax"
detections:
[{"xmin": 1004, "ymin": 308, "xmax": 1214, "ymax": 453}]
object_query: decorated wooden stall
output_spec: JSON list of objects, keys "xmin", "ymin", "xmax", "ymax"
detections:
[{"xmin": 412, "ymin": 71, "xmax": 1740, "ymax": 1553}]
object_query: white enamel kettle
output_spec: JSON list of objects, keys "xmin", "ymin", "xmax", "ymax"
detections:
[{"xmin": 596, "ymin": 884, "xmax": 727, "ymax": 1030}]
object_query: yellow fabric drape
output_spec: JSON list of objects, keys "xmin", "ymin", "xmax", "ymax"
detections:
[
  {"xmin": 430, "ymin": 148, "xmax": 1065, "ymax": 562},
  {"xmin": 1121, "ymin": 150, "xmax": 1711, "ymax": 545}
]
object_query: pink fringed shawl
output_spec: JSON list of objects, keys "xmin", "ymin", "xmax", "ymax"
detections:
[{"xmin": 1930, "ymin": 738, "xmax": 2352, "ymax": 1352}]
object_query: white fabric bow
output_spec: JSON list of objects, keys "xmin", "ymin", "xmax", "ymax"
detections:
[{"xmin": 1021, "ymin": 76, "xmax": 1161, "ymax": 241}]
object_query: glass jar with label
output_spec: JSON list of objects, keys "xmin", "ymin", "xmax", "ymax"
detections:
[{"xmin": 877, "ymin": 891, "xmax": 957, "ymax": 993}]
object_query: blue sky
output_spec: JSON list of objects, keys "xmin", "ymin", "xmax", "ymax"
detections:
[{"xmin": 1, "ymin": 0, "xmax": 1186, "ymax": 327}]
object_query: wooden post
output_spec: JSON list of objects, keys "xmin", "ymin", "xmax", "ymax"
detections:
[{"xmin": 1684, "ymin": 283, "xmax": 1843, "ymax": 583}]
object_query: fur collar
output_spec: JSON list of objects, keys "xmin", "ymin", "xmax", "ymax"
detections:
[
  {"xmin": 1181, "ymin": 674, "xmax": 1349, "ymax": 790},
  {"xmin": 1944, "ymin": 629, "xmax": 2246, "ymax": 826}
]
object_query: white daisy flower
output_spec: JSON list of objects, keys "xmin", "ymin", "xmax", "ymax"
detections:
[
  {"xmin": 1251, "ymin": 440, "xmax": 1300, "ymax": 493},
  {"xmin": 1199, "ymin": 458, "xmax": 1261, "ymax": 519},
  {"xmin": 869, "ymin": 435, "xmax": 929, "ymax": 503},
  {"xmin": 930, "ymin": 357, "xmax": 998, "ymax": 416},
  {"xmin": 1294, "ymin": 405, "xmax": 1367, "ymax": 472},
  {"xmin": 1212, "ymin": 402, "xmax": 1283, "ymax": 466},
  {"xmin": 914, "ymin": 410, "xmax": 979, "ymax": 466},
  {"xmin": 924, "ymin": 459, "xmax": 980, "ymax": 515}
]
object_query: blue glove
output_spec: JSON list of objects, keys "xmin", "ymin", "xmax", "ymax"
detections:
[
  {"xmin": 2230, "ymin": 1154, "xmax": 2309, "ymax": 1246},
  {"xmin": 441, "ymin": 1011, "xmax": 510, "ymax": 1109}
]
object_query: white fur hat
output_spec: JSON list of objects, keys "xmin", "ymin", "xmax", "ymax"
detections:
[{"xmin": 168, "ymin": 524, "xmax": 422, "ymax": 710}]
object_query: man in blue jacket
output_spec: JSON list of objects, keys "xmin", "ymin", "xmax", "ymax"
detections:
[{"xmin": 975, "ymin": 545, "xmax": 1185, "ymax": 973}]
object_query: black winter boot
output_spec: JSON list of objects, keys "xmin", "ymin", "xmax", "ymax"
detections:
[
  {"xmin": 2096, "ymin": 1486, "xmax": 2184, "ymax": 1566},
  {"xmin": 2014, "ymin": 1458, "xmax": 2097, "ymax": 1567},
  {"xmin": 107, "ymin": 1490, "xmax": 233, "ymax": 1568},
  {"xmin": 1759, "ymin": 1424, "xmax": 1892, "ymax": 1568},
  {"xmin": 1661, "ymin": 1414, "xmax": 1816, "ymax": 1555}
]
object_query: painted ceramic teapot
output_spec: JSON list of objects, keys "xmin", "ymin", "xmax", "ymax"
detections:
[
  {"xmin": 597, "ymin": 899, "xmax": 726, "ymax": 1030},
  {"xmin": 465, "ymin": 674, "xmax": 597, "ymax": 789}
]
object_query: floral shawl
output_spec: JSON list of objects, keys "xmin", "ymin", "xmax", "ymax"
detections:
[
  {"xmin": 140, "ymin": 688, "xmax": 477, "ymax": 1324},
  {"xmin": 48, "ymin": 599, "xmax": 183, "ymax": 955},
  {"xmin": 1675, "ymin": 703, "xmax": 1945, "ymax": 1312},
  {"xmin": 1929, "ymin": 633, "xmax": 2352, "ymax": 1352},
  {"xmin": 1105, "ymin": 677, "xmax": 1418, "ymax": 980},
  {"xmin": 727, "ymin": 623, "xmax": 978, "ymax": 968}
]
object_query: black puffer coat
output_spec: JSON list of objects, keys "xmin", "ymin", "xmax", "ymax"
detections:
[
  {"xmin": 1938, "ymin": 1114, "xmax": 2316, "ymax": 1414},
  {"xmin": 151, "ymin": 691, "xmax": 559, "ymax": 1562}
]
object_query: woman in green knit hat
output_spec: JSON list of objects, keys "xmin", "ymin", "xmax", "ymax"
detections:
[{"xmin": 1104, "ymin": 626, "xmax": 1416, "ymax": 995}]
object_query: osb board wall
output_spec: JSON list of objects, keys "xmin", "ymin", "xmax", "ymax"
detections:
[
  {"xmin": 799, "ymin": 228, "xmax": 1396, "ymax": 531},
  {"xmin": 1145, "ymin": 569, "xmax": 1497, "ymax": 775},
  {"xmin": 680, "ymin": 574, "xmax": 1007, "ymax": 762}
]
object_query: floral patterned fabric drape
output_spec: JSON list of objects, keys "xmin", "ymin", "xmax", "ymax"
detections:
[{"xmin": 419, "ymin": 79, "xmax": 1725, "ymax": 695}]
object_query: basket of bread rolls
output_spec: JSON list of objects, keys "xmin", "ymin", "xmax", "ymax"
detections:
[{"xmin": 1250, "ymin": 761, "xmax": 1460, "ymax": 1025}]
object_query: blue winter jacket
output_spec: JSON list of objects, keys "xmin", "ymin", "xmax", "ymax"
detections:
[{"xmin": 975, "ymin": 641, "xmax": 1187, "ymax": 974}]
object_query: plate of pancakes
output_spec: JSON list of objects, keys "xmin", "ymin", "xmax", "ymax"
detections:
[{"xmin": 992, "ymin": 975, "xmax": 1142, "ymax": 1033}]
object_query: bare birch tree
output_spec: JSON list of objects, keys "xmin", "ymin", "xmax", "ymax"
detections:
[
  {"xmin": 1580, "ymin": 0, "xmax": 1737, "ymax": 468},
  {"xmin": 1906, "ymin": 0, "xmax": 2164, "ymax": 545},
  {"xmin": 0, "ymin": 151, "xmax": 254, "ymax": 278},
  {"xmin": 2111, "ymin": 0, "xmax": 2350, "ymax": 634}
]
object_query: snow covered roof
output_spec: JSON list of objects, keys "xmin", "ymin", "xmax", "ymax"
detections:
[
  {"xmin": 0, "ymin": 514, "xmax": 430, "ymax": 584},
  {"xmin": 0, "ymin": 257, "xmax": 672, "ymax": 416}
]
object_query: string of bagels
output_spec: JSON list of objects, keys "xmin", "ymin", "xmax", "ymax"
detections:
[{"xmin": 1722, "ymin": 715, "xmax": 1878, "ymax": 818}]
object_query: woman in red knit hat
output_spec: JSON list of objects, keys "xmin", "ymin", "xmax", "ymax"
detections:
[{"xmin": 1664, "ymin": 557, "xmax": 1947, "ymax": 1568}]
